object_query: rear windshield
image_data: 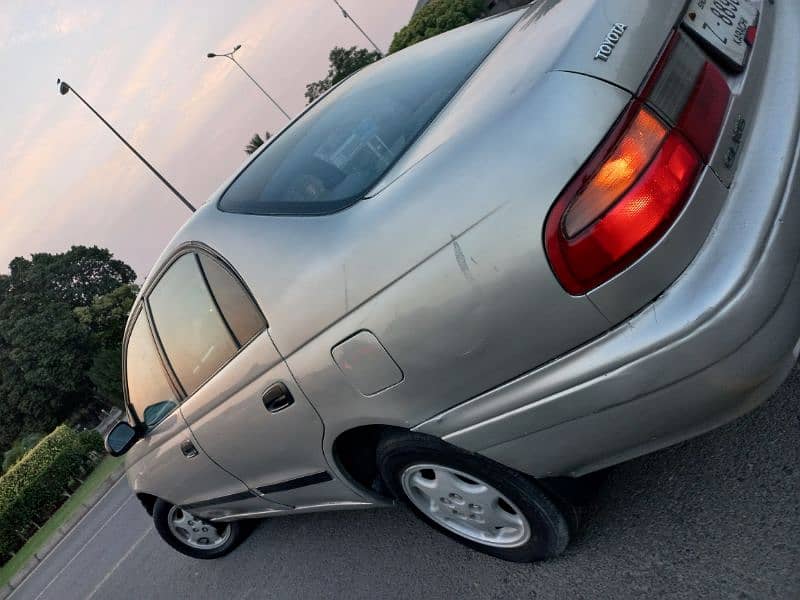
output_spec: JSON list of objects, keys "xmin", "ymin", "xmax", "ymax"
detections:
[{"xmin": 218, "ymin": 14, "xmax": 517, "ymax": 216}]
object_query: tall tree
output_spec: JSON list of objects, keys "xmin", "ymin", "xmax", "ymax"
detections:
[
  {"xmin": 2, "ymin": 432, "xmax": 43, "ymax": 474},
  {"xmin": 245, "ymin": 131, "xmax": 271, "ymax": 155},
  {"xmin": 74, "ymin": 283, "xmax": 139, "ymax": 407},
  {"xmin": 4, "ymin": 246, "xmax": 135, "ymax": 308},
  {"xmin": 389, "ymin": 0, "xmax": 486, "ymax": 53},
  {"xmin": 0, "ymin": 247, "xmax": 136, "ymax": 452},
  {"xmin": 0, "ymin": 300, "xmax": 92, "ymax": 447},
  {"xmin": 304, "ymin": 46, "xmax": 381, "ymax": 104}
]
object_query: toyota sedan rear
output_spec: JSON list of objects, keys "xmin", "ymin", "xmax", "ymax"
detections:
[{"xmin": 106, "ymin": 0, "xmax": 800, "ymax": 562}]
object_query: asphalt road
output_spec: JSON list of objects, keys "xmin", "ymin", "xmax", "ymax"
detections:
[{"xmin": 11, "ymin": 365, "xmax": 799, "ymax": 600}]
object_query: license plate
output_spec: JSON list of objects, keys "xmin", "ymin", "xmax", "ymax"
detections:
[{"xmin": 682, "ymin": 0, "xmax": 758, "ymax": 72}]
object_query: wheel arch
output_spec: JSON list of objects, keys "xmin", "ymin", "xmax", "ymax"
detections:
[
  {"xmin": 136, "ymin": 492, "xmax": 158, "ymax": 515},
  {"xmin": 331, "ymin": 424, "xmax": 411, "ymax": 500}
]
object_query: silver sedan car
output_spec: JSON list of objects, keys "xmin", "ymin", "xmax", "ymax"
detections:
[{"xmin": 106, "ymin": 0, "xmax": 800, "ymax": 562}]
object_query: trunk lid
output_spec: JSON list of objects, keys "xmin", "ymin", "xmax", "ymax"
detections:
[
  {"xmin": 550, "ymin": 0, "xmax": 687, "ymax": 93},
  {"xmin": 378, "ymin": 0, "xmax": 687, "ymax": 185}
]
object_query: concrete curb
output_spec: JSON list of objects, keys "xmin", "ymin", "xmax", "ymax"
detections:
[{"xmin": 0, "ymin": 466, "xmax": 126, "ymax": 600}]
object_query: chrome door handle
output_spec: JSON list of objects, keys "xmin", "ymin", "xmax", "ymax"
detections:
[{"xmin": 180, "ymin": 439, "xmax": 199, "ymax": 458}]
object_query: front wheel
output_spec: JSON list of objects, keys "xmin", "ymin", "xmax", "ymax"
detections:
[
  {"xmin": 152, "ymin": 499, "xmax": 248, "ymax": 559},
  {"xmin": 376, "ymin": 432, "xmax": 570, "ymax": 562}
]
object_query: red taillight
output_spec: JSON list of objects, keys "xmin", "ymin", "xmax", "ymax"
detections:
[
  {"xmin": 644, "ymin": 33, "xmax": 730, "ymax": 161},
  {"xmin": 546, "ymin": 105, "xmax": 700, "ymax": 294},
  {"xmin": 745, "ymin": 25, "xmax": 757, "ymax": 47},
  {"xmin": 545, "ymin": 32, "xmax": 728, "ymax": 295},
  {"xmin": 676, "ymin": 62, "xmax": 729, "ymax": 161}
]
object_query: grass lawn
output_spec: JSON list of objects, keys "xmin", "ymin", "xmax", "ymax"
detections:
[{"xmin": 0, "ymin": 455, "xmax": 123, "ymax": 588}]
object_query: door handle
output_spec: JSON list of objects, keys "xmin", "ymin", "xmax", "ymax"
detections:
[
  {"xmin": 180, "ymin": 439, "xmax": 199, "ymax": 458},
  {"xmin": 262, "ymin": 383, "xmax": 294, "ymax": 413}
]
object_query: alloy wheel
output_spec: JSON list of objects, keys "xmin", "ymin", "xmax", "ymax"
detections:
[
  {"xmin": 400, "ymin": 463, "xmax": 531, "ymax": 548},
  {"xmin": 167, "ymin": 506, "xmax": 232, "ymax": 550}
]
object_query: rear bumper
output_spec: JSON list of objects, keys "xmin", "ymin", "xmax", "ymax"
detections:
[{"xmin": 414, "ymin": 0, "xmax": 800, "ymax": 477}]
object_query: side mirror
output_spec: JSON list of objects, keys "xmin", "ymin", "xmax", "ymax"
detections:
[{"xmin": 105, "ymin": 421, "xmax": 141, "ymax": 456}]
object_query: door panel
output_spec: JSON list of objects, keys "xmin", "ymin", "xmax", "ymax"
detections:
[
  {"xmin": 126, "ymin": 411, "xmax": 278, "ymax": 520},
  {"xmin": 141, "ymin": 246, "xmax": 339, "ymax": 511},
  {"xmin": 179, "ymin": 334, "xmax": 335, "ymax": 506}
]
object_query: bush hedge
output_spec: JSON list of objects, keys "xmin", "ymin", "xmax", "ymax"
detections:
[
  {"xmin": 0, "ymin": 425, "xmax": 101, "ymax": 563},
  {"xmin": 389, "ymin": 0, "xmax": 487, "ymax": 53},
  {"xmin": 1, "ymin": 432, "xmax": 44, "ymax": 474},
  {"xmin": 77, "ymin": 429, "xmax": 104, "ymax": 455}
]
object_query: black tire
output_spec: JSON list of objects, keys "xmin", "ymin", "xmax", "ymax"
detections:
[
  {"xmin": 376, "ymin": 431, "xmax": 570, "ymax": 562},
  {"xmin": 152, "ymin": 498, "xmax": 249, "ymax": 559}
]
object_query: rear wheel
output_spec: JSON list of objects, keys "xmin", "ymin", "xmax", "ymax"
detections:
[
  {"xmin": 152, "ymin": 499, "xmax": 247, "ymax": 559},
  {"xmin": 376, "ymin": 432, "xmax": 570, "ymax": 562}
]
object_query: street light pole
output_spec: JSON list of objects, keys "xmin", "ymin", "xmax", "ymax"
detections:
[
  {"xmin": 331, "ymin": 0, "xmax": 383, "ymax": 55},
  {"xmin": 56, "ymin": 79, "xmax": 196, "ymax": 213},
  {"xmin": 207, "ymin": 45, "xmax": 292, "ymax": 121}
]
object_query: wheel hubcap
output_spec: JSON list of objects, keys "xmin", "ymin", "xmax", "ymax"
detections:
[
  {"xmin": 167, "ymin": 506, "xmax": 231, "ymax": 550},
  {"xmin": 400, "ymin": 463, "xmax": 531, "ymax": 548}
]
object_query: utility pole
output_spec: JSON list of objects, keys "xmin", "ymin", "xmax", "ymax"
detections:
[
  {"xmin": 207, "ymin": 45, "xmax": 292, "ymax": 120},
  {"xmin": 331, "ymin": 0, "xmax": 384, "ymax": 55},
  {"xmin": 57, "ymin": 79, "xmax": 196, "ymax": 213}
]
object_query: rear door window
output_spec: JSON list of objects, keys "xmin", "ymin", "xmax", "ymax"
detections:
[
  {"xmin": 198, "ymin": 254, "xmax": 266, "ymax": 346},
  {"xmin": 146, "ymin": 251, "xmax": 267, "ymax": 396},
  {"xmin": 148, "ymin": 254, "xmax": 238, "ymax": 395}
]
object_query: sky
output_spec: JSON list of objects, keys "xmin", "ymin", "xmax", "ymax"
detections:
[{"xmin": 0, "ymin": 0, "xmax": 417, "ymax": 280}]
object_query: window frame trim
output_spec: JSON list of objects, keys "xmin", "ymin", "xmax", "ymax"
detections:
[
  {"xmin": 122, "ymin": 242, "xmax": 268, "ymax": 429},
  {"xmin": 121, "ymin": 303, "xmax": 183, "ymax": 431},
  {"xmin": 193, "ymin": 252, "xmax": 240, "ymax": 350},
  {"xmin": 196, "ymin": 252, "xmax": 267, "ymax": 347}
]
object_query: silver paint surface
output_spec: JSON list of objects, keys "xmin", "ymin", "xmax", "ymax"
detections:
[
  {"xmin": 122, "ymin": 0, "xmax": 800, "ymax": 521},
  {"xmin": 332, "ymin": 331, "xmax": 404, "ymax": 396}
]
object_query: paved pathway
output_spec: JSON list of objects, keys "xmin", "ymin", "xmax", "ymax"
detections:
[{"xmin": 11, "ymin": 366, "xmax": 800, "ymax": 599}]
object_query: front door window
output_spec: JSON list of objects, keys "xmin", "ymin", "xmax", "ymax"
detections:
[{"xmin": 126, "ymin": 312, "xmax": 179, "ymax": 427}]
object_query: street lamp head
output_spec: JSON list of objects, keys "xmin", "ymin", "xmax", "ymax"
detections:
[
  {"xmin": 57, "ymin": 78, "xmax": 70, "ymax": 95},
  {"xmin": 207, "ymin": 52, "xmax": 217, "ymax": 58},
  {"xmin": 233, "ymin": 44, "xmax": 242, "ymax": 52}
]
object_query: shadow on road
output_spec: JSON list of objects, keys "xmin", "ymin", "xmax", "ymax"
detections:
[{"xmin": 18, "ymin": 364, "xmax": 800, "ymax": 600}]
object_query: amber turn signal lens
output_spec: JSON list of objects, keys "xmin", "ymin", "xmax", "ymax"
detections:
[{"xmin": 563, "ymin": 108, "xmax": 667, "ymax": 238}]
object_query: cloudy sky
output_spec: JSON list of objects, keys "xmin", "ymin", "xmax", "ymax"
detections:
[{"xmin": 0, "ymin": 0, "xmax": 416, "ymax": 279}]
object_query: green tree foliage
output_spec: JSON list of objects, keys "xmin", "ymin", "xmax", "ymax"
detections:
[
  {"xmin": 0, "ymin": 247, "xmax": 136, "ymax": 453},
  {"xmin": 389, "ymin": 0, "xmax": 487, "ymax": 53},
  {"xmin": 0, "ymin": 301, "xmax": 92, "ymax": 440},
  {"xmin": 87, "ymin": 348, "xmax": 124, "ymax": 408},
  {"xmin": 73, "ymin": 284, "xmax": 138, "ymax": 349},
  {"xmin": 304, "ymin": 46, "xmax": 382, "ymax": 104},
  {"xmin": 245, "ymin": 131, "xmax": 272, "ymax": 155},
  {"xmin": 3, "ymin": 246, "xmax": 135, "ymax": 308},
  {"xmin": 1, "ymin": 432, "xmax": 43, "ymax": 474},
  {"xmin": 74, "ymin": 283, "xmax": 139, "ymax": 407},
  {"xmin": 76, "ymin": 429, "xmax": 104, "ymax": 455}
]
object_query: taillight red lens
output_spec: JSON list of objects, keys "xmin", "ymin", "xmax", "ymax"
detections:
[
  {"xmin": 675, "ymin": 62, "xmax": 730, "ymax": 160},
  {"xmin": 545, "ymin": 31, "xmax": 728, "ymax": 295},
  {"xmin": 644, "ymin": 32, "xmax": 731, "ymax": 161},
  {"xmin": 546, "ymin": 105, "xmax": 700, "ymax": 294}
]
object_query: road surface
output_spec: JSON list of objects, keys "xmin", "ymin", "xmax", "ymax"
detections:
[{"xmin": 11, "ymin": 365, "xmax": 799, "ymax": 599}]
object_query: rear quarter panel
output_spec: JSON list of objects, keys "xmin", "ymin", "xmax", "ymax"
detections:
[
  {"xmin": 157, "ymin": 65, "xmax": 632, "ymax": 497},
  {"xmin": 147, "ymin": 3, "xmax": 695, "ymax": 498},
  {"xmin": 273, "ymin": 73, "xmax": 631, "ymax": 465}
]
